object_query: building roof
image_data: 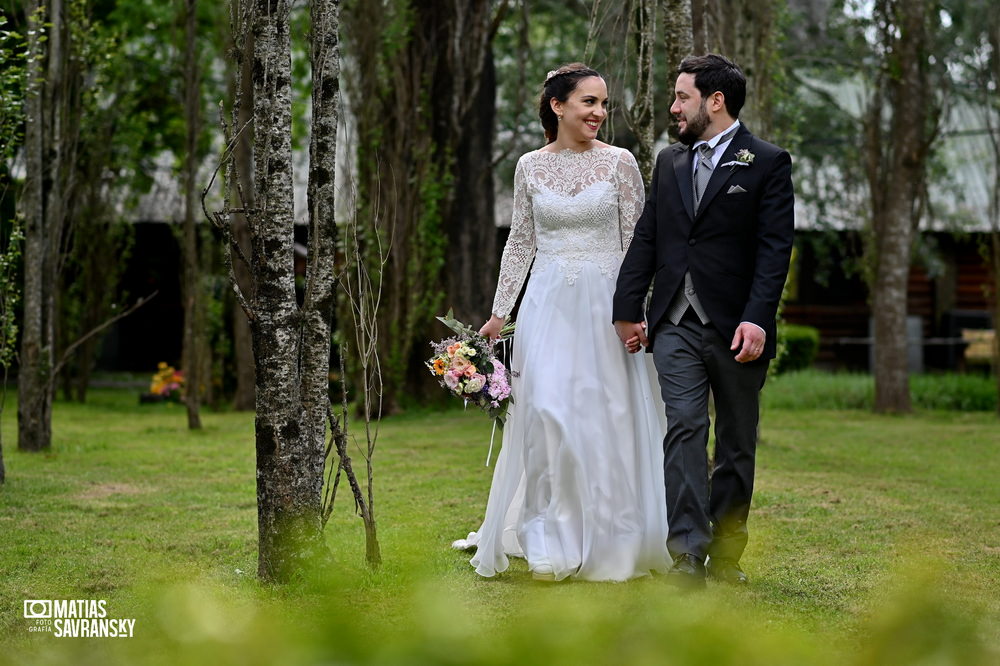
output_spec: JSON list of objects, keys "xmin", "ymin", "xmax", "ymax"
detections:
[{"xmin": 795, "ymin": 73, "xmax": 998, "ymax": 232}]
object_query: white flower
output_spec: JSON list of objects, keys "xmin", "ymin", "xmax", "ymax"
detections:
[
  {"xmin": 720, "ymin": 149, "xmax": 756, "ymax": 170},
  {"xmin": 735, "ymin": 149, "xmax": 755, "ymax": 165},
  {"xmin": 464, "ymin": 374, "xmax": 486, "ymax": 393}
]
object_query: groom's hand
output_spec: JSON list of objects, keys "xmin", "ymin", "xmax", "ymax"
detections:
[
  {"xmin": 614, "ymin": 320, "xmax": 648, "ymax": 354},
  {"xmin": 731, "ymin": 322, "xmax": 766, "ymax": 363}
]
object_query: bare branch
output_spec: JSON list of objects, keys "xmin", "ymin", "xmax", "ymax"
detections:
[
  {"xmin": 203, "ymin": 100, "xmax": 256, "ymax": 322},
  {"xmin": 50, "ymin": 291, "xmax": 158, "ymax": 383},
  {"xmin": 212, "ymin": 211, "xmax": 256, "ymax": 321},
  {"xmin": 487, "ymin": 0, "xmax": 512, "ymax": 40}
]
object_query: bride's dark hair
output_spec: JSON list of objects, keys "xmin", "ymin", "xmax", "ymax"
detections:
[{"xmin": 539, "ymin": 63, "xmax": 602, "ymax": 143}]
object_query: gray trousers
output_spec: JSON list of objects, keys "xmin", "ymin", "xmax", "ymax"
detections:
[{"xmin": 652, "ymin": 312, "xmax": 769, "ymax": 562}]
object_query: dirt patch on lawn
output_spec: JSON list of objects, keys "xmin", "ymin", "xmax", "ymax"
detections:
[{"xmin": 74, "ymin": 482, "xmax": 146, "ymax": 501}]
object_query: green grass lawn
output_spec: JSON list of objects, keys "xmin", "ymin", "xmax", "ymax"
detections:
[{"xmin": 0, "ymin": 381, "xmax": 998, "ymax": 665}]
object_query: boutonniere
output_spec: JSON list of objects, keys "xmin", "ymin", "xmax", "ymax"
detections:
[{"xmin": 720, "ymin": 149, "xmax": 755, "ymax": 169}]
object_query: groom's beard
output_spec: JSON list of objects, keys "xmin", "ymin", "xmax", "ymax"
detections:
[{"xmin": 677, "ymin": 101, "xmax": 710, "ymax": 146}]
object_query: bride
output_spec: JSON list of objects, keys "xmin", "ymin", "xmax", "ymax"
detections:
[{"xmin": 454, "ymin": 64, "xmax": 670, "ymax": 582}]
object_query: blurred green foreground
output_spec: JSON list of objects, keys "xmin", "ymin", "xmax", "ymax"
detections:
[{"xmin": 0, "ymin": 373, "xmax": 997, "ymax": 665}]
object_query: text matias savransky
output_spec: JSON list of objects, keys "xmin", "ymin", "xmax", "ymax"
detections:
[{"xmin": 23, "ymin": 599, "xmax": 137, "ymax": 638}]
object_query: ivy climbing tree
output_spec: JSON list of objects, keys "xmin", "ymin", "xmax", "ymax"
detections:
[
  {"xmin": 342, "ymin": 0, "xmax": 506, "ymax": 412},
  {"xmin": 18, "ymin": 0, "xmax": 63, "ymax": 452},
  {"xmin": 0, "ymin": 9, "xmax": 26, "ymax": 481}
]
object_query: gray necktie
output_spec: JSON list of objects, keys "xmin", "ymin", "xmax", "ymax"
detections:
[
  {"xmin": 693, "ymin": 142, "xmax": 715, "ymax": 208},
  {"xmin": 693, "ymin": 126, "xmax": 739, "ymax": 209}
]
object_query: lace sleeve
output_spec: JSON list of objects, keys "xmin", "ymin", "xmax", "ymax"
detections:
[
  {"xmin": 616, "ymin": 149, "xmax": 646, "ymax": 253},
  {"xmin": 491, "ymin": 156, "xmax": 536, "ymax": 319}
]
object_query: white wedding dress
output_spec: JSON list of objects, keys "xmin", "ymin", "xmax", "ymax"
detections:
[{"xmin": 455, "ymin": 145, "xmax": 670, "ymax": 581}]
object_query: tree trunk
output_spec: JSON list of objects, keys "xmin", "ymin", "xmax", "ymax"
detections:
[
  {"xmin": 181, "ymin": 0, "xmax": 203, "ymax": 429},
  {"xmin": 986, "ymin": 11, "xmax": 1000, "ymax": 416},
  {"xmin": 232, "ymin": 215, "xmax": 256, "ymax": 410},
  {"xmin": 992, "ymin": 234, "xmax": 1000, "ymax": 416},
  {"xmin": 18, "ymin": 0, "xmax": 57, "ymax": 452},
  {"xmin": 447, "ymin": 47, "xmax": 497, "ymax": 329},
  {"xmin": 230, "ymin": 0, "xmax": 256, "ymax": 412},
  {"xmin": 248, "ymin": 0, "xmax": 330, "ymax": 582},
  {"xmin": 344, "ymin": 0, "xmax": 500, "ymax": 412},
  {"xmin": 661, "ymin": 0, "xmax": 694, "ymax": 143},
  {"xmin": 72, "ymin": 337, "xmax": 95, "ymax": 402},
  {"xmin": 690, "ymin": 0, "xmax": 710, "ymax": 53},
  {"xmin": 67, "ymin": 213, "xmax": 124, "ymax": 403},
  {"xmin": 702, "ymin": 0, "xmax": 779, "ymax": 139},
  {"xmin": 628, "ymin": 0, "xmax": 656, "ymax": 183},
  {"xmin": 305, "ymin": 0, "xmax": 366, "ymax": 566},
  {"xmin": 58, "ymin": 205, "xmax": 132, "ymax": 405},
  {"xmin": 867, "ymin": 0, "xmax": 932, "ymax": 413},
  {"xmin": 52, "ymin": 5, "xmax": 133, "ymax": 406}
]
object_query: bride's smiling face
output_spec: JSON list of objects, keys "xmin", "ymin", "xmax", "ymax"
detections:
[{"xmin": 551, "ymin": 76, "xmax": 608, "ymax": 143}]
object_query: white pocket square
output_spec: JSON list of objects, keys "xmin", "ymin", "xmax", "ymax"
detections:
[{"xmin": 727, "ymin": 184, "xmax": 747, "ymax": 194}]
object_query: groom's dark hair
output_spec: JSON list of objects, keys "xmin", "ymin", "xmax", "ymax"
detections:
[{"xmin": 678, "ymin": 54, "xmax": 746, "ymax": 119}]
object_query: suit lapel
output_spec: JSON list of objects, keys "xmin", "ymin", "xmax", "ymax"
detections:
[
  {"xmin": 672, "ymin": 146, "xmax": 695, "ymax": 221},
  {"xmin": 696, "ymin": 126, "xmax": 753, "ymax": 220}
]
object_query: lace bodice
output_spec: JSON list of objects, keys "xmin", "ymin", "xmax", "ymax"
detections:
[{"xmin": 491, "ymin": 146, "xmax": 645, "ymax": 319}]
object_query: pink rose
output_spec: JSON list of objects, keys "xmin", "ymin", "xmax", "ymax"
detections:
[{"xmin": 443, "ymin": 371, "xmax": 461, "ymax": 390}]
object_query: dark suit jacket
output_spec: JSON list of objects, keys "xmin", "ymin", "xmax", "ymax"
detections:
[{"xmin": 612, "ymin": 124, "xmax": 794, "ymax": 358}]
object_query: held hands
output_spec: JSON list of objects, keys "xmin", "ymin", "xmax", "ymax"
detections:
[
  {"xmin": 731, "ymin": 322, "xmax": 766, "ymax": 363},
  {"xmin": 479, "ymin": 315, "xmax": 505, "ymax": 341},
  {"xmin": 614, "ymin": 320, "xmax": 648, "ymax": 354}
]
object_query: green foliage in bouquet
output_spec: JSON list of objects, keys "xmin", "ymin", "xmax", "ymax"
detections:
[{"xmin": 435, "ymin": 308, "xmax": 515, "ymax": 341}]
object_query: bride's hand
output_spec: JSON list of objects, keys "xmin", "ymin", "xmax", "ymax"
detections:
[
  {"xmin": 479, "ymin": 315, "xmax": 505, "ymax": 341},
  {"xmin": 614, "ymin": 320, "xmax": 648, "ymax": 353}
]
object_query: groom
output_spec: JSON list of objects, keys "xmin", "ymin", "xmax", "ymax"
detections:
[{"xmin": 613, "ymin": 54, "xmax": 794, "ymax": 587}]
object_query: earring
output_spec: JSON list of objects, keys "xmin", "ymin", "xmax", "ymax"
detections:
[{"xmin": 557, "ymin": 115, "xmax": 563, "ymax": 121}]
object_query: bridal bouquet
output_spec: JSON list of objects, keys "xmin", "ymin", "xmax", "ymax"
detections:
[{"xmin": 426, "ymin": 310, "xmax": 514, "ymax": 424}]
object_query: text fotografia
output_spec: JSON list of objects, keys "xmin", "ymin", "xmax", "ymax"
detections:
[{"xmin": 23, "ymin": 600, "xmax": 136, "ymax": 638}]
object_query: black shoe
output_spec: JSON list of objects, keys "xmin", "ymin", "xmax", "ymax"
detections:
[
  {"xmin": 706, "ymin": 557, "xmax": 748, "ymax": 585},
  {"xmin": 666, "ymin": 553, "xmax": 706, "ymax": 589}
]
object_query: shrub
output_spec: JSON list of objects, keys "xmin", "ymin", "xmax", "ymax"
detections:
[
  {"xmin": 911, "ymin": 373, "xmax": 998, "ymax": 411},
  {"xmin": 763, "ymin": 370, "xmax": 872, "ymax": 410},
  {"xmin": 764, "ymin": 369, "xmax": 998, "ymax": 411},
  {"xmin": 774, "ymin": 323, "xmax": 820, "ymax": 374}
]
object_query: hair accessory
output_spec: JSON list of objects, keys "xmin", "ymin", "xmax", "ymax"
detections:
[{"xmin": 545, "ymin": 69, "xmax": 559, "ymax": 84}]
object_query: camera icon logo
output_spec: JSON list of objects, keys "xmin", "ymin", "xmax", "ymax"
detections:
[{"xmin": 24, "ymin": 600, "xmax": 52, "ymax": 619}]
